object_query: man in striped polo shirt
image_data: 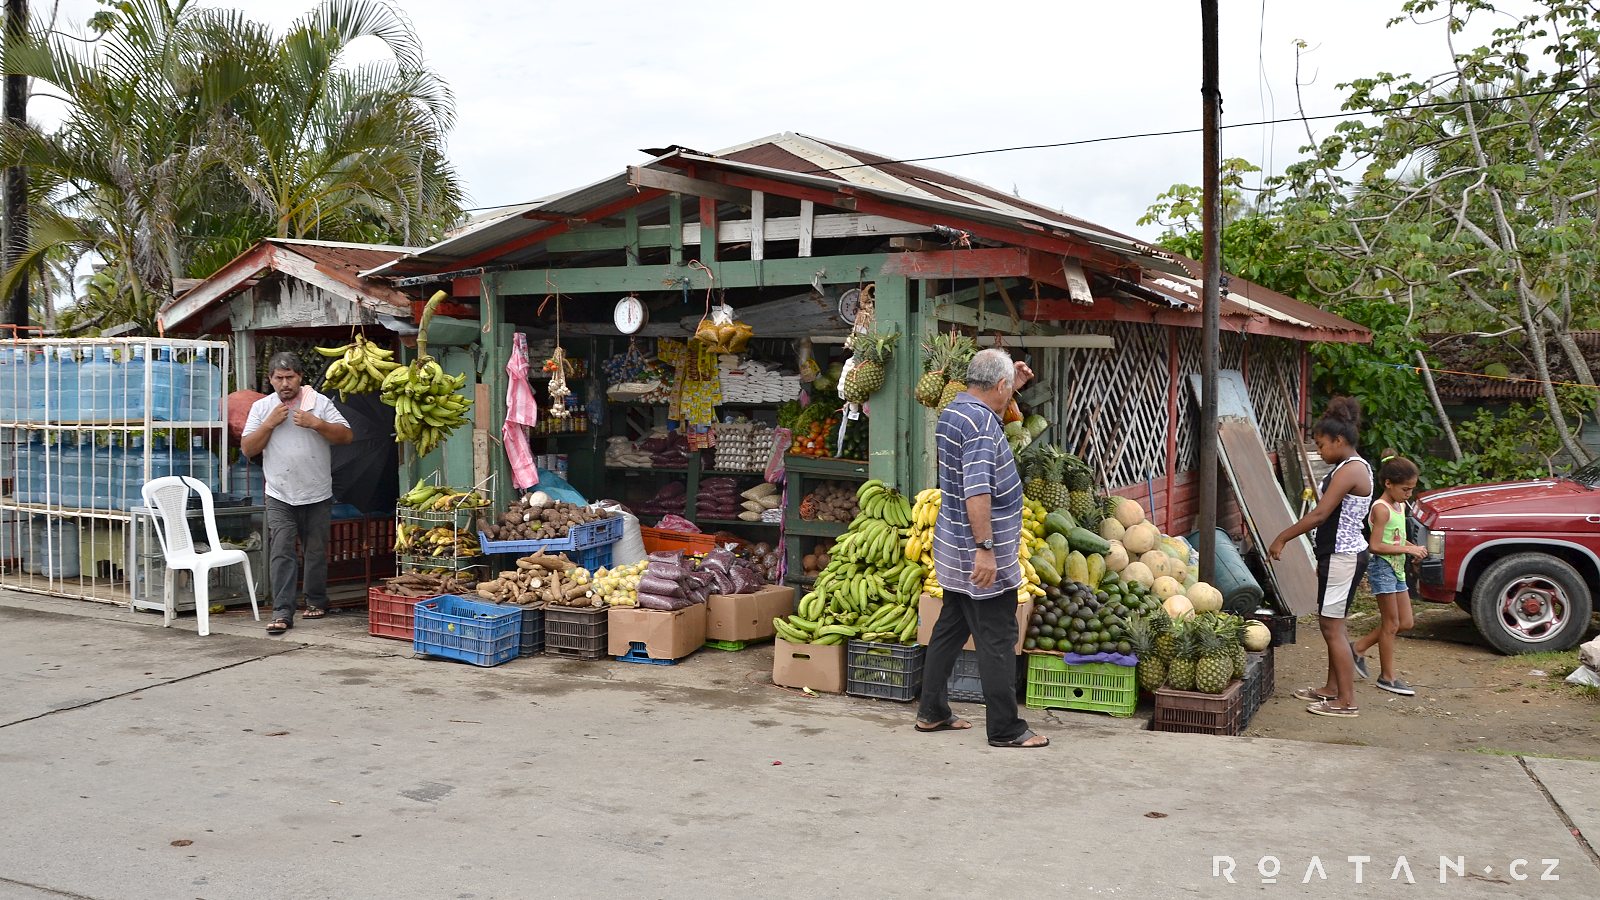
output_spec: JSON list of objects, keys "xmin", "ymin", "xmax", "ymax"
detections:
[{"xmin": 915, "ymin": 348, "xmax": 1049, "ymax": 748}]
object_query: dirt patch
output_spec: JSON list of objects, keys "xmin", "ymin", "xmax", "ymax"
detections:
[{"xmin": 1245, "ymin": 597, "xmax": 1600, "ymax": 761}]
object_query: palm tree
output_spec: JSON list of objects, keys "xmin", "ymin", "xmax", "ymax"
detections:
[{"xmin": 0, "ymin": 0, "xmax": 463, "ymax": 331}]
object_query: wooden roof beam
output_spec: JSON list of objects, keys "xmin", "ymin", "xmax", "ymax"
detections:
[{"xmin": 452, "ymin": 188, "xmax": 667, "ymax": 269}]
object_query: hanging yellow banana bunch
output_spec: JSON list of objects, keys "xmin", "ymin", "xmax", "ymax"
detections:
[{"xmin": 316, "ymin": 333, "xmax": 402, "ymax": 400}]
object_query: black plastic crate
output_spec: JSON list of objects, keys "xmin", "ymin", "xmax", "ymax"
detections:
[
  {"xmin": 845, "ymin": 641, "xmax": 925, "ymax": 702},
  {"xmin": 544, "ymin": 606, "xmax": 607, "ymax": 660},
  {"xmin": 1242, "ymin": 653, "xmax": 1265, "ymax": 728},
  {"xmin": 948, "ymin": 649, "xmax": 985, "ymax": 703},
  {"xmin": 519, "ymin": 605, "xmax": 545, "ymax": 657},
  {"xmin": 1248, "ymin": 611, "xmax": 1297, "ymax": 647}
]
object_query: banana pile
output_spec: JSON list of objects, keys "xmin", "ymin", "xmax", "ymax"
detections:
[
  {"xmin": 773, "ymin": 480, "xmax": 925, "ymax": 646},
  {"xmin": 380, "ymin": 355, "xmax": 473, "ymax": 457},
  {"xmin": 394, "ymin": 523, "xmax": 484, "ymax": 558},
  {"xmin": 1018, "ymin": 497, "xmax": 1049, "ymax": 600},
  {"xmin": 905, "ymin": 488, "xmax": 942, "ymax": 598},
  {"xmin": 397, "ymin": 478, "xmax": 489, "ymax": 512},
  {"xmin": 316, "ymin": 334, "xmax": 402, "ymax": 400}
]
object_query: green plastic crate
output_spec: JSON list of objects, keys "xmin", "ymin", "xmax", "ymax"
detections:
[{"xmin": 1024, "ymin": 654, "xmax": 1137, "ymax": 717}]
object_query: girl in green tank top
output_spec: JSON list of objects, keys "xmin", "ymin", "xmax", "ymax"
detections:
[{"xmin": 1354, "ymin": 451, "xmax": 1428, "ymax": 696}]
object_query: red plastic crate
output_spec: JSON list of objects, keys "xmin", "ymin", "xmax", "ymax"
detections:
[{"xmin": 368, "ymin": 586, "xmax": 428, "ymax": 641}]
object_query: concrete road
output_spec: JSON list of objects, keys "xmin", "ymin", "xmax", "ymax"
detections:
[{"xmin": 1, "ymin": 594, "xmax": 1597, "ymax": 899}]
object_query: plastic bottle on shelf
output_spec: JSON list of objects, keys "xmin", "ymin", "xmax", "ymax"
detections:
[
  {"xmin": 0, "ymin": 347, "xmax": 24, "ymax": 421},
  {"xmin": 183, "ymin": 432, "xmax": 218, "ymax": 493},
  {"xmin": 14, "ymin": 432, "xmax": 40, "ymax": 503},
  {"xmin": 119, "ymin": 433, "xmax": 159, "ymax": 510},
  {"xmin": 54, "ymin": 432, "xmax": 80, "ymax": 508},
  {"xmin": 25, "ymin": 515, "xmax": 80, "ymax": 577},
  {"xmin": 52, "ymin": 346, "xmax": 83, "ymax": 423},
  {"xmin": 25, "ymin": 347, "xmax": 47, "ymax": 423},
  {"xmin": 119, "ymin": 344, "xmax": 148, "ymax": 421},
  {"xmin": 80, "ymin": 346, "xmax": 116, "ymax": 423},
  {"xmin": 148, "ymin": 346, "xmax": 183, "ymax": 422},
  {"xmin": 89, "ymin": 432, "xmax": 119, "ymax": 511},
  {"xmin": 229, "ymin": 454, "xmax": 263, "ymax": 502},
  {"xmin": 186, "ymin": 347, "xmax": 223, "ymax": 424}
]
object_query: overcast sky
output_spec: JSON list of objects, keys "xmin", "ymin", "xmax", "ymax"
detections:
[{"xmin": 41, "ymin": 0, "xmax": 1529, "ymax": 241}]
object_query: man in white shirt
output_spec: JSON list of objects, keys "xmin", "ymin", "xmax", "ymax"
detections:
[{"xmin": 242, "ymin": 352, "xmax": 354, "ymax": 635}]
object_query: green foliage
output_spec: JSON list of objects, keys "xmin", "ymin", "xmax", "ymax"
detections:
[
  {"xmin": 1427, "ymin": 403, "xmax": 1560, "ymax": 485},
  {"xmin": 1308, "ymin": 299, "xmax": 1440, "ymax": 460}
]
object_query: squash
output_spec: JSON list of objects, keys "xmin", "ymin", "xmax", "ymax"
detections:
[
  {"xmin": 1086, "ymin": 552, "xmax": 1106, "ymax": 589},
  {"xmin": 1032, "ymin": 554, "xmax": 1062, "ymax": 588},
  {"xmin": 1064, "ymin": 550, "xmax": 1090, "ymax": 585}
]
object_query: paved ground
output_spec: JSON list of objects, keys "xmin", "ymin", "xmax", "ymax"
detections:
[{"xmin": 1, "ymin": 592, "xmax": 1598, "ymax": 899}]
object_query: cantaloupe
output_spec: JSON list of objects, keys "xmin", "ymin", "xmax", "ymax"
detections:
[
  {"xmin": 1098, "ymin": 517, "xmax": 1126, "ymax": 542},
  {"xmin": 1187, "ymin": 582, "xmax": 1223, "ymax": 614},
  {"xmin": 1124, "ymin": 522, "xmax": 1159, "ymax": 555},
  {"xmin": 1104, "ymin": 541, "xmax": 1129, "ymax": 573},
  {"xmin": 1152, "ymin": 575, "xmax": 1184, "ymax": 600},
  {"xmin": 1113, "ymin": 497, "xmax": 1146, "ymax": 528},
  {"xmin": 1122, "ymin": 560, "xmax": 1154, "ymax": 588},
  {"xmin": 1162, "ymin": 594, "xmax": 1195, "ymax": 619},
  {"xmin": 1242, "ymin": 620, "xmax": 1272, "ymax": 651},
  {"xmin": 1140, "ymin": 550, "xmax": 1176, "ymax": 578}
]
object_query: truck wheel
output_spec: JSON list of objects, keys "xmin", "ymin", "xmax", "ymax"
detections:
[{"xmin": 1470, "ymin": 553, "xmax": 1593, "ymax": 654}]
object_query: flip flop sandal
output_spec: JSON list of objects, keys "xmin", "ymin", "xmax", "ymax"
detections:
[
  {"xmin": 1293, "ymin": 687, "xmax": 1335, "ymax": 702},
  {"xmin": 989, "ymin": 729, "xmax": 1050, "ymax": 748},
  {"xmin": 302, "ymin": 609, "xmax": 328, "ymax": 619},
  {"xmin": 266, "ymin": 619, "xmax": 293, "ymax": 635},
  {"xmin": 1306, "ymin": 700, "xmax": 1359, "ymax": 718},
  {"xmin": 915, "ymin": 716, "xmax": 972, "ymax": 733}
]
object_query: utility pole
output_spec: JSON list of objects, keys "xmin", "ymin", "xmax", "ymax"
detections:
[
  {"xmin": 2, "ymin": 0, "xmax": 27, "ymax": 328},
  {"xmin": 1196, "ymin": 0, "xmax": 1222, "ymax": 582}
]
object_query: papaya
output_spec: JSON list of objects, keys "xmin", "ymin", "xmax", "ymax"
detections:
[
  {"xmin": 1031, "ymin": 554, "xmax": 1062, "ymax": 587},
  {"xmin": 1086, "ymin": 552, "xmax": 1106, "ymax": 589},
  {"xmin": 1066, "ymin": 526, "xmax": 1111, "ymax": 555},
  {"xmin": 1044, "ymin": 511, "xmax": 1078, "ymax": 538},
  {"xmin": 1065, "ymin": 550, "xmax": 1089, "ymax": 585}
]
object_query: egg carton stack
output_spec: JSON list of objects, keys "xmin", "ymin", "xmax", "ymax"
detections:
[
  {"xmin": 718, "ymin": 358, "xmax": 801, "ymax": 404},
  {"xmin": 605, "ymin": 436, "xmax": 652, "ymax": 468},
  {"xmin": 709, "ymin": 422, "xmax": 776, "ymax": 473},
  {"xmin": 739, "ymin": 483, "xmax": 782, "ymax": 523}
]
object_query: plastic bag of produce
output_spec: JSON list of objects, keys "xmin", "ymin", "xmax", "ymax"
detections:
[
  {"xmin": 638, "ymin": 574, "xmax": 686, "ymax": 598},
  {"xmin": 730, "ymin": 566, "xmax": 763, "ymax": 594},
  {"xmin": 637, "ymin": 591, "xmax": 692, "ymax": 611}
]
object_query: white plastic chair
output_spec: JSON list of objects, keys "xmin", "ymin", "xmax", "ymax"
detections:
[{"xmin": 140, "ymin": 476, "xmax": 260, "ymax": 636}]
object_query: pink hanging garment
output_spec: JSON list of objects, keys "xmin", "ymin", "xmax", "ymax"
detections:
[{"xmin": 503, "ymin": 332, "xmax": 540, "ymax": 488}]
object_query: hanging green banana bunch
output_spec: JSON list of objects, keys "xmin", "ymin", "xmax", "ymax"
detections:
[{"xmin": 382, "ymin": 291, "xmax": 474, "ymax": 457}]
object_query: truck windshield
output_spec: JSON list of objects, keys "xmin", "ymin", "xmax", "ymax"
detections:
[{"xmin": 1568, "ymin": 458, "xmax": 1600, "ymax": 487}]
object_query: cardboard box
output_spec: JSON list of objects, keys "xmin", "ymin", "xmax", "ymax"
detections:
[
  {"xmin": 607, "ymin": 604, "xmax": 707, "ymax": 660},
  {"xmin": 917, "ymin": 594, "xmax": 1033, "ymax": 653},
  {"xmin": 705, "ymin": 584, "xmax": 796, "ymax": 642},
  {"xmin": 772, "ymin": 637, "xmax": 846, "ymax": 693}
]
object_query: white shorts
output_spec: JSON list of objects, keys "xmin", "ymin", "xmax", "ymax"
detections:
[{"xmin": 1316, "ymin": 552, "xmax": 1367, "ymax": 619}]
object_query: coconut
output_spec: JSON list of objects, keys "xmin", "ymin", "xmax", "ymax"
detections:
[
  {"xmin": 1098, "ymin": 517, "xmax": 1126, "ymax": 542},
  {"xmin": 1242, "ymin": 620, "xmax": 1272, "ymax": 651},
  {"xmin": 1123, "ymin": 522, "xmax": 1160, "ymax": 555},
  {"xmin": 1187, "ymin": 582, "xmax": 1224, "ymax": 614},
  {"xmin": 1113, "ymin": 497, "xmax": 1146, "ymax": 528},
  {"xmin": 1162, "ymin": 594, "xmax": 1195, "ymax": 619},
  {"xmin": 1152, "ymin": 575, "xmax": 1184, "ymax": 600},
  {"xmin": 1122, "ymin": 560, "xmax": 1154, "ymax": 589},
  {"xmin": 1104, "ymin": 542, "xmax": 1129, "ymax": 573}
]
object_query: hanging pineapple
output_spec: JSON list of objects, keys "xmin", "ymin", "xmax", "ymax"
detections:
[
  {"xmin": 840, "ymin": 329, "xmax": 898, "ymax": 403},
  {"xmin": 1064, "ymin": 454, "xmax": 1099, "ymax": 525},
  {"xmin": 1022, "ymin": 445, "xmax": 1071, "ymax": 511},
  {"xmin": 916, "ymin": 331, "xmax": 975, "ymax": 409}
]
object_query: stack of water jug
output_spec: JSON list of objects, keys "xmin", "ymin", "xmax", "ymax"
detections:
[{"xmin": 2, "ymin": 341, "xmax": 226, "ymax": 510}]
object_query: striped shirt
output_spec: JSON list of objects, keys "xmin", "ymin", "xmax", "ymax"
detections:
[{"xmin": 932, "ymin": 394, "xmax": 1024, "ymax": 599}]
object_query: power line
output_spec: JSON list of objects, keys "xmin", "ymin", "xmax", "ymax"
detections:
[{"xmin": 806, "ymin": 84, "xmax": 1598, "ymax": 174}]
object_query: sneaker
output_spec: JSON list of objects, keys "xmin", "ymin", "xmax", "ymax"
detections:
[
  {"xmin": 1376, "ymin": 677, "xmax": 1415, "ymax": 696},
  {"xmin": 1350, "ymin": 642, "xmax": 1369, "ymax": 680}
]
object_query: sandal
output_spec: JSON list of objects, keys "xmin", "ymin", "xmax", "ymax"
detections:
[
  {"xmin": 989, "ymin": 729, "xmax": 1050, "ymax": 748},
  {"xmin": 915, "ymin": 716, "xmax": 973, "ymax": 733},
  {"xmin": 302, "ymin": 608, "xmax": 327, "ymax": 620},
  {"xmin": 266, "ymin": 619, "xmax": 292, "ymax": 635},
  {"xmin": 1293, "ymin": 687, "xmax": 1335, "ymax": 702},
  {"xmin": 1306, "ymin": 700, "xmax": 1359, "ymax": 718}
]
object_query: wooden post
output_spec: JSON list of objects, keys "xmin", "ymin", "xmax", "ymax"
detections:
[
  {"xmin": 481, "ymin": 272, "xmax": 513, "ymax": 503},
  {"xmin": 1165, "ymin": 329, "xmax": 1180, "ymax": 534},
  {"xmin": 1197, "ymin": 0, "xmax": 1222, "ymax": 581},
  {"xmin": 798, "ymin": 200, "xmax": 815, "ymax": 258},
  {"xmin": 749, "ymin": 191, "xmax": 765, "ymax": 262},
  {"xmin": 868, "ymin": 277, "xmax": 913, "ymax": 488},
  {"xmin": 668, "ymin": 194, "xmax": 684, "ymax": 266},
  {"xmin": 623, "ymin": 207, "xmax": 639, "ymax": 266}
]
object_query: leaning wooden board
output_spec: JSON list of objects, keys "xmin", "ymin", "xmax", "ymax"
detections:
[{"xmin": 1217, "ymin": 417, "xmax": 1318, "ymax": 616}]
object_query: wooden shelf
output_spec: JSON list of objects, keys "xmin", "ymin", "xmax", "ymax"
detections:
[
  {"xmin": 696, "ymin": 517, "xmax": 780, "ymax": 528},
  {"xmin": 785, "ymin": 519, "xmax": 848, "ymax": 537},
  {"xmin": 784, "ymin": 454, "xmax": 869, "ymax": 479}
]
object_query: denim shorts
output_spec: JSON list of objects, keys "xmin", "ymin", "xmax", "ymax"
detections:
[{"xmin": 1368, "ymin": 556, "xmax": 1407, "ymax": 594}]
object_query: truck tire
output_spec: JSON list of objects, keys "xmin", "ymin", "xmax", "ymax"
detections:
[{"xmin": 1470, "ymin": 553, "xmax": 1593, "ymax": 655}]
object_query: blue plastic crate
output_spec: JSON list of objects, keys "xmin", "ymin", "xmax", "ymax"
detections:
[
  {"xmin": 413, "ymin": 595, "xmax": 522, "ymax": 667},
  {"xmin": 616, "ymin": 641, "xmax": 677, "ymax": 665},
  {"xmin": 571, "ymin": 544, "xmax": 613, "ymax": 571},
  {"xmin": 477, "ymin": 513, "xmax": 622, "ymax": 555}
]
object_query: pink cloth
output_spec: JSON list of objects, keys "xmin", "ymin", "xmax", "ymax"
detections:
[{"xmin": 503, "ymin": 333, "xmax": 539, "ymax": 489}]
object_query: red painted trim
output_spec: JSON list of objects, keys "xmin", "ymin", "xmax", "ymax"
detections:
[
  {"xmin": 881, "ymin": 247, "xmax": 1031, "ymax": 278},
  {"xmin": 699, "ymin": 195, "xmax": 718, "ymax": 263},
  {"xmin": 454, "ymin": 188, "xmax": 667, "ymax": 269},
  {"xmin": 1299, "ymin": 346, "xmax": 1310, "ymax": 427},
  {"xmin": 1165, "ymin": 328, "xmax": 1180, "ymax": 534},
  {"xmin": 451, "ymin": 276, "xmax": 482, "ymax": 298}
]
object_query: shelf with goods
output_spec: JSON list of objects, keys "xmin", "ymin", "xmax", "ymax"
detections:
[
  {"xmin": 0, "ymin": 337, "xmax": 231, "ymax": 605},
  {"xmin": 393, "ymin": 472, "xmax": 494, "ymax": 581},
  {"xmin": 782, "ymin": 452, "xmax": 870, "ymax": 590}
]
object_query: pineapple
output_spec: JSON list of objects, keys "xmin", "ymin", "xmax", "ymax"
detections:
[
  {"xmin": 1152, "ymin": 608, "xmax": 1176, "ymax": 665},
  {"xmin": 1025, "ymin": 446, "xmax": 1070, "ymax": 511},
  {"xmin": 936, "ymin": 379, "xmax": 966, "ymax": 409},
  {"xmin": 1127, "ymin": 615, "xmax": 1166, "ymax": 693},
  {"xmin": 1165, "ymin": 619, "xmax": 1196, "ymax": 691},
  {"xmin": 916, "ymin": 332, "xmax": 973, "ymax": 408},
  {"xmin": 841, "ymin": 330, "xmax": 897, "ymax": 402},
  {"xmin": 1193, "ymin": 616, "xmax": 1234, "ymax": 695},
  {"xmin": 1065, "ymin": 456, "xmax": 1098, "ymax": 524},
  {"xmin": 1223, "ymin": 615, "xmax": 1248, "ymax": 679}
]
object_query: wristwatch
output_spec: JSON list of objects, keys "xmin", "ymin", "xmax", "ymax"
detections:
[{"xmin": 976, "ymin": 539, "xmax": 995, "ymax": 551}]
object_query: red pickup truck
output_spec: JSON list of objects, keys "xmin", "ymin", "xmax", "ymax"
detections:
[{"xmin": 1412, "ymin": 460, "xmax": 1599, "ymax": 654}]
